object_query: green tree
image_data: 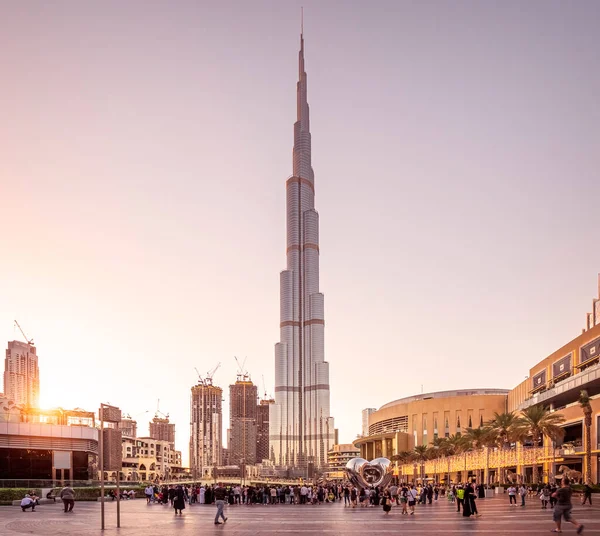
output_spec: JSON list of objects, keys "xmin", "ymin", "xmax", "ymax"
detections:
[
  {"xmin": 413, "ymin": 444, "xmax": 429, "ymax": 482},
  {"xmin": 579, "ymin": 390, "xmax": 593, "ymax": 484},
  {"xmin": 463, "ymin": 426, "xmax": 495, "ymax": 449},
  {"xmin": 391, "ymin": 451, "xmax": 415, "ymax": 482},
  {"xmin": 486, "ymin": 412, "xmax": 524, "ymax": 483},
  {"xmin": 463, "ymin": 426, "xmax": 496, "ymax": 484},
  {"xmin": 519, "ymin": 405, "xmax": 565, "ymax": 484},
  {"xmin": 486, "ymin": 412, "xmax": 522, "ymax": 448}
]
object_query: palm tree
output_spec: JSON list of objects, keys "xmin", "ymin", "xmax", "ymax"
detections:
[
  {"xmin": 445, "ymin": 433, "xmax": 470, "ymax": 455},
  {"xmin": 439, "ymin": 434, "xmax": 469, "ymax": 484},
  {"xmin": 413, "ymin": 445, "xmax": 429, "ymax": 482},
  {"xmin": 428, "ymin": 437, "xmax": 450, "ymax": 483},
  {"xmin": 391, "ymin": 451, "xmax": 414, "ymax": 481},
  {"xmin": 579, "ymin": 390, "xmax": 592, "ymax": 484},
  {"xmin": 520, "ymin": 405, "xmax": 565, "ymax": 484},
  {"xmin": 486, "ymin": 411, "xmax": 523, "ymax": 483},
  {"xmin": 486, "ymin": 411, "xmax": 523, "ymax": 449},
  {"xmin": 463, "ymin": 426, "xmax": 495, "ymax": 483},
  {"xmin": 464, "ymin": 426, "xmax": 494, "ymax": 449}
]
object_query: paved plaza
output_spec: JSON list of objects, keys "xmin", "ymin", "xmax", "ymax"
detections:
[{"xmin": 1, "ymin": 495, "xmax": 599, "ymax": 535}]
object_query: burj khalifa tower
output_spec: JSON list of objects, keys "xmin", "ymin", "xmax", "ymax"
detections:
[{"xmin": 269, "ymin": 32, "xmax": 335, "ymax": 471}]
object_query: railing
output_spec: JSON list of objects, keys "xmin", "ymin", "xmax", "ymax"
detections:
[
  {"xmin": 520, "ymin": 361, "xmax": 600, "ymax": 409},
  {"xmin": 0, "ymin": 479, "xmax": 102, "ymax": 488}
]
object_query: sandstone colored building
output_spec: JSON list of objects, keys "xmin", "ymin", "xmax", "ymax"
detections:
[
  {"xmin": 356, "ymin": 276, "xmax": 600, "ymax": 484},
  {"xmin": 354, "ymin": 389, "xmax": 509, "ymax": 460}
]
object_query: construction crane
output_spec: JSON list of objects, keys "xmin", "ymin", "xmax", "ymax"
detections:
[
  {"xmin": 194, "ymin": 367, "xmax": 204, "ymax": 385},
  {"xmin": 234, "ymin": 356, "xmax": 249, "ymax": 381},
  {"xmin": 205, "ymin": 362, "xmax": 221, "ymax": 386},
  {"xmin": 155, "ymin": 399, "xmax": 169, "ymax": 419},
  {"xmin": 193, "ymin": 363, "xmax": 221, "ymax": 387},
  {"xmin": 262, "ymin": 375, "xmax": 268, "ymax": 399},
  {"xmin": 14, "ymin": 320, "xmax": 34, "ymax": 346}
]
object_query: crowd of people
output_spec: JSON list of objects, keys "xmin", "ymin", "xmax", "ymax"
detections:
[
  {"xmin": 17, "ymin": 477, "xmax": 589, "ymax": 532},
  {"xmin": 143, "ymin": 482, "xmax": 347, "ymax": 506}
]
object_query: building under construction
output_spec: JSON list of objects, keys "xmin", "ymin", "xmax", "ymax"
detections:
[
  {"xmin": 229, "ymin": 378, "xmax": 258, "ymax": 465},
  {"xmin": 149, "ymin": 416, "xmax": 175, "ymax": 446},
  {"xmin": 256, "ymin": 398, "xmax": 274, "ymax": 463},
  {"xmin": 190, "ymin": 380, "xmax": 222, "ymax": 478}
]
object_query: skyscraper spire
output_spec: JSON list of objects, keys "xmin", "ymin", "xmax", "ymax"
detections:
[{"xmin": 269, "ymin": 28, "xmax": 335, "ymax": 472}]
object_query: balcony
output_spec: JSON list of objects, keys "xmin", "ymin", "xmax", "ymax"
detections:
[
  {"xmin": 520, "ymin": 361, "xmax": 600, "ymax": 410},
  {"xmin": 557, "ymin": 441, "xmax": 583, "ymax": 456}
]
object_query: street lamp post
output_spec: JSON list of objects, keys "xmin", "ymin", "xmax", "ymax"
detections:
[
  {"xmin": 100, "ymin": 407, "xmax": 104, "ymax": 531},
  {"xmin": 99, "ymin": 403, "xmax": 122, "ymax": 531}
]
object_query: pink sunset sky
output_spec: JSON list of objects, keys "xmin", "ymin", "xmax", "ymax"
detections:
[{"xmin": 1, "ymin": 1, "xmax": 599, "ymax": 465}]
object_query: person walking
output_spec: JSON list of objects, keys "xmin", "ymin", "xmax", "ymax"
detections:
[
  {"xmin": 350, "ymin": 486, "xmax": 357, "ymax": 508},
  {"xmin": 462, "ymin": 483, "xmax": 473, "ymax": 518},
  {"xmin": 173, "ymin": 485, "xmax": 186, "ymax": 515},
  {"xmin": 539, "ymin": 486, "xmax": 550, "ymax": 509},
  {"xmin": 408, "ymin": 485, "xmax": 418, "ymax": 515},
  {"xmin": 466, "ymin": 481, "xmax": 479, "ymax": 517},
  {"xmin": 551, "ymin": 478, "xmax": 584, "ymax": 534},
  {"xmin": 581, "ymin": 484, "xmax": 592, "ymax": 506},
  {"xmin": 60, "ymin": 485, "xmax": 75, "ymax": 513},
  {"xmin": 145, "ymin": 484, "xmax": 153, "ymax": 504},
  {"xmin": 382, "ymin": 490, "xmax": 392, "ymax": 515},
  {"xmin": 507, "ymin": 485, "xmax": 517, "ymax": 506},
  {"xmin": 519, "ymin": 484, "xmax": 527, "ymax": 507},
  {"xmin": 456, "ymin": 485, "xmax": 465, "ymax": 513},
  {"xmin": 213, "ymin": 483, "xmax": 228, "ymax": 525},
  {"xmin": 400, "ymin": 485, "xmax": 408, "ymax": 515},
  {"xmin": 300, "ymin": 485, "xmax": 308, "ymax": 505},
  {"xmin": 549, "ymin": 484, "xmax": 558, "ymax": 508}
]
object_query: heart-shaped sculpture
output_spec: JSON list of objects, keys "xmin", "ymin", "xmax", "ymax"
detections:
[{"xmin": 345, "ymin": 457, "xmax": 393, "ymax": 489}]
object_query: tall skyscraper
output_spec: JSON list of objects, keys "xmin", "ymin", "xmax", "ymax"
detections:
[
  {"xmin": 4, "ymin": 341, "xmax": 39, "ymax": 407},
  {"xmin": 149, "ymin": 416, "xmax": 176, "ymax": 446},
  {"xmin": 229, "ymin": 378, "xmax": 258, "ymax": 465},
  {"xmin": 270, "ymin": 32, "xmax": 335, "ymax": 470},
  {"xmin": 583, "ymin": 273, "xmax": 600, "ymax": 332},
  {"xmin": 190, "ymin": 381, "xmax": 222, "ymax": 478},
  {"xmin": 362, "ymin": 408, "xmax": 376, "ymax": 437},
  {"xmin": 256, "ymin": 397, "xmax": 274, "ymax": 463}
]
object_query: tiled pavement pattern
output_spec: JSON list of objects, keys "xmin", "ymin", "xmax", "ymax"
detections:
[{"xmin": 1, "ymin": 495, "xmax": 598, "ymax": 535}]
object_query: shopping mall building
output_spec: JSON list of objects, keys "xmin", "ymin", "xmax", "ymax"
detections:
[{"xmin": 355, "ymin": 277, "xmax": 600, "ymax": 484}]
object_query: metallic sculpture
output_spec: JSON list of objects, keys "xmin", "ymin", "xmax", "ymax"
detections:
[{"xmin": 345, "ymin": 457, "xmax": 393, "ymax": 489}]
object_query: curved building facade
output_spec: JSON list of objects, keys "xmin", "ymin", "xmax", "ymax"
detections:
[{"xmin": 354, "ymin": 389, "xmax": 509, "ymax": 460}]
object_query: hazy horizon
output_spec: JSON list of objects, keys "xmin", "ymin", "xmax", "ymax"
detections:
[{"xmin": 1, "ymin": 1, "xmax": 599, "ymax": 466}]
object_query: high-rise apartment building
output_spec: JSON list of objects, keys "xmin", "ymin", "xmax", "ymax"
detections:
[
  {"xmin": 362, "ymin": 408, "xmax": 376, "ymax": 437},
  {"xmin": 583, "ymin": 273, "xmax": 600, "ymax": 332},
  {"xmin": 190, "ymin": 382, "xmax": 222, "ymax": 478},
  {"xmin": 229, "ymin": 378, "xmax": 258, "ymax": 465},
  {"xmin": 4, "ymin": 341, "xmax": 40, "ymax": 407},
  {"xmin": 118, "ymin": 416, "xmax": 138, "ymax": 439},
  {"xmin": 256, "ymin": 398, "xmax": 274, "ymax": 463},
  {"xmin": 149, "ymin": 416, "xmax": 175, "ymax": 446},
  {"xmin": 270, "ymin": 32, "xmax": 335, "ymax": 470}
]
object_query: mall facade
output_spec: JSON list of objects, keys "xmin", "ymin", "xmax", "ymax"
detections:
[
  {"xmin": 355, "ymin": 276, "xmax": 600, "ymax": 484},
  {"xmin": 0, "ymin": 398, "xmax": 98, "ymax": 482}
]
